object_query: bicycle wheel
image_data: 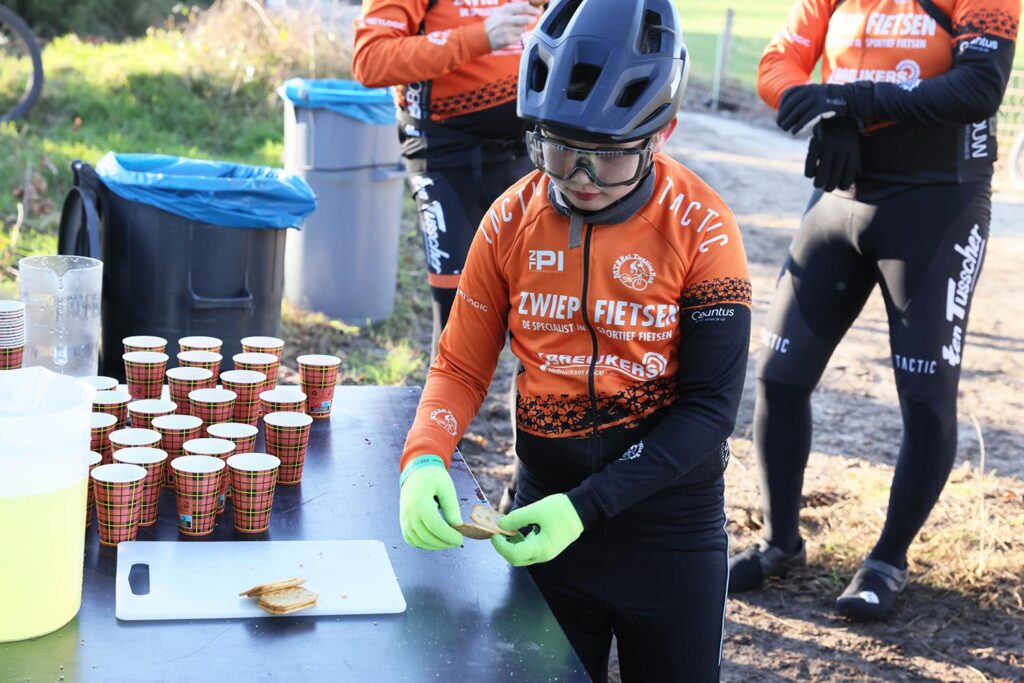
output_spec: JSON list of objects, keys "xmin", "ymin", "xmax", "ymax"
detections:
[{"xmin": 0, "ymin": 4, "xmax": 44, "ymax": 123}]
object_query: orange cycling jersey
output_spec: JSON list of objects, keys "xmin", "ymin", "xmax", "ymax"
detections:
[
  {"xmin": 401, "ymin": 153, "xmax": 751, "ymax": 494},
  {"xmin": 759, "ymin": 0, "xmax": 1019, "ymax": 184},
  {"xmin": 353, "ymin": 0, "xmax": 523, "ymax": 122}
]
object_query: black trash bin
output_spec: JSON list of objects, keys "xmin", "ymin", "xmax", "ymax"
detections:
[{"xmin": 58, "ymin": 154, "xmax": 316, "ymax": 380}]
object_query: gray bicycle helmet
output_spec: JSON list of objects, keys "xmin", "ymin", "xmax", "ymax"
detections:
[{"xmin": 518, "ymin": 0, "xmax": 689, "ymax": 143}]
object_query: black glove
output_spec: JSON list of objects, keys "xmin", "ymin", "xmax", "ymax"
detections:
[
  {"xmin": 778, "ymin": 83, "xmax": 863, "ymax": 135},
  {"xmin": 804, "ymin": 117, "xmax": 860, "ymax": 192}
]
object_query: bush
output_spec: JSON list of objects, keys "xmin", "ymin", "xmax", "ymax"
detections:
[{"xmin": 9, "ymin": 0, "xmax": 212, "ymax": 40}]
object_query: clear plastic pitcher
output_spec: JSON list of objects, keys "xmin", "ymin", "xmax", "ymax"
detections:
[
  {"xmin": 0, "ymin": 367, "xmax": 95, "ymax": 642},
  {"xmin": 19, "ymin": 255, "xmax": 103, "ymax": 376}
]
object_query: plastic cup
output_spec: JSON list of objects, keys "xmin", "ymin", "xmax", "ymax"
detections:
[
  {"xmin": 80, "ymin": 375, "xmax": 118, "ymax": 392},
  {"xmin": 113, "ymin": 447, "xmax": 167, "ymax": 527},
  {"xmin": 263, "ymin": 411, "xmax": 313, "ymax": 485},
  {"xmin": 259, "ymin": 388, "xmax": 307, "ymax": 416},
  {"xmin": 177, "ymin": 350, "xmax": 222, "ymax": 375},
  {"xmin": 128, "ymin": 399, "xmax": 177, "ymax": 430},
  {"xmin": 178, "ymin": 336, "xmax": 223, "ymax": 354},
  {"xmin": 207, "ymin": 422, "xmax": 259, "ymax": 456},
  {"xmin": 166, "ymin": 367, "xmax": 215, "ymax": 414},
  {"xmin": 92, "ymin": 390, "xmax": 132, "ymax": 429},
  {"xmin": 171, "ymin": 455, "xmax": 225, "ymax": 537},
  {"xmin": 0, "ymin": 346, "xmax": 24, "ymax": 370},
  {"xmin": 108, "ymin": 427, "xmax": 162, "ymax": 458},
  {"xmin": 227, "ymin": 453, "xmax": 280, "ymax": 533},
  {"xmin": 90, "ymin": 412, "xmax": 119, "ymax": 465},
  {"xmin": 151, "ymin": 414, "xmax": 203, "ymax": 489},
  {"xmin": 91, "ymin": 463, "xmax": 147, "ymax": 546},
  {"xmin": 85, "ymin": 451, "xmax": 103, "ymax": 528},
  {"xmin": 233, "ymin": 352, "xmax": 280, "ymax": 392},
  {"xmin": 219, "ymin": 370, "xmax": 267, "ymax": 425},
  {"xmin": 188, "ymin": 388, "xmax": 237, "ymax": 429},
  {"xmin": 123, "ymin": 335, "xmax": 167, "ymax": 354},
  {"xmin": 240, "ymin": 336, "xmax": 284, "ymax": 360},
  {"xmin": 123, "ymin": 351, "xmax": 169, "ymax": 400},
  {"xmin": 183, "ymin": 438, "xmax": 236, "ymax": 514},
  {"xmin": 297, "ymin": 354, "xmax": 341, "ymax": 420}
]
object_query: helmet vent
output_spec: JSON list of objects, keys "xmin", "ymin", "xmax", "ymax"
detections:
[
  {"xmin": 639, "ymin": 10, "xmax": 666, "ymax": 54},
  {"xmin": 530, "ymin": 57, "xmax": 550, "ymax": 93},
  {"xmin": 616, "ymin": 79, "xmax": 650, "ymax": 108},
  {"xmin": 545, "ymin": 0, "xmax": 585, "ymax": 39},
  {"xmin": 567, "ymin": 63, "xmax": 602, "ymax": 101}
]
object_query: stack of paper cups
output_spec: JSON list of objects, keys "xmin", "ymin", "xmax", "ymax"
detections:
[{"xmin": 0, "ymin": 300, "xmax": 26, "ymax": 370}]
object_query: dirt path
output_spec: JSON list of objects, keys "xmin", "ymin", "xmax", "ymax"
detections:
[{"xmin": 458, "ymin": 107, "xmax": 1024, "ymax": 682}]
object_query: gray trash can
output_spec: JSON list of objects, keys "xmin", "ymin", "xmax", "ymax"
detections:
[{"xmin": 279, "ymin": 79, "xmax": 404, "ymax": 324}]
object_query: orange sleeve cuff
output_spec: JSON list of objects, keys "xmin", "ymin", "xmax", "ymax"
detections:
[{"xmin": 462, "ymin": 21, "xmax": 492, "ymax": 60}]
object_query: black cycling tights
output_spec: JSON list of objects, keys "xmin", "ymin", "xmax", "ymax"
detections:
[
  {"xmin": 408, "ymin": 158, "xmax": 534, "ymax": 356},
  {"xmin": 755, "ymin": 182, "xmax": 991, "ymax": 568}
]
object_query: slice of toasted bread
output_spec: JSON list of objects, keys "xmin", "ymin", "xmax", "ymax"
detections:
[
  {"xmin": 257, "ymin": 586, "xmax": 319, "ymax": 615},
  {"xmin": 452, "ymin": 522, "xmax": 497, "ymax": 540},
  {"xmin": 239, "ymin": 577, "xmax": 304, "ymax": 598},
  {"xmin": 469, "ymin": 504, "xmax": 517, "ymax": 538}
]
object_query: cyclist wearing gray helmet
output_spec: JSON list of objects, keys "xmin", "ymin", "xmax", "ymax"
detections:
[{"xmin": 397, "ymin": 1, "xmax": 752, "ymax": 680}]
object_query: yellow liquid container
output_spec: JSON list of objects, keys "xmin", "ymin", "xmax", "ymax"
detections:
[
  {"xmin": 0, "ymin": 367, "xmax": 95, "ymax": 642},
  {"xmin": 0, "ymin": 473, "xmax": 87, "ymax": 642}
]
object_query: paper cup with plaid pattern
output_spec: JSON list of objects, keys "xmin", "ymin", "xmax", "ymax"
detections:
[
  {"xmin": 178, "ymin": 336, "xmax": 222, "ymax": 354},
  {"xmin": 90, "ymin": 412, "xmax": 118, "ymax": 464},
  {"xmin": 152, "ymin": 414, "xmax": 203, "ymax": 488},
  {"xmin": 259, "ymin": 388, "xmax": 307, "ymax": 416},
  {"xmin": 177, "ymin": 350, "xmax": 222, "ymax": 375},
  {"xmin": 167, "ymin": 367, "xmax": 215, "ymax": 413},
  {"xmin": 109, "ymin": 427, "xmax": 161, "ymax": 458},
  {"xmin": 113, "ymin": 447, "xmax": 167, "ymax": 527},
  {"xmin": 263, "ymin": 411, "xmax": 313, "ymax": 485},
  {"xmin": 0, "ymin": 345, "xmax": 24, "ymax": 370},
  {"xmin": 227, "ymin": 453, "xmax": 280, "ymax": 533},
  {"xmin": 241, "ymin": 336, "xmax": 284, "ymax": 360},
  {"xmin": 91, "ymin": 463, "xmax": 147, "ymax": 546},
  {"xmin": 183, "ymin": 437, "xmax": 236, "ymax": 513},
  {"xmin": 128, "ymin": 399, "xmax": 177, "ymax": 430},
  {"xmin": 85, "ymin": 451, "xmax": 103, "ymax": 527},
  {"xmin": 81, "ymin": 375, "xmax": 118, "ymax": 392},
  {"xmin": 123, "ymin": 351, "xmax": 169, "ymax": 400},
  {"xmin": 93, "ymin": 390, "xmax": 132, "ymax": 428},
  {"xmin": 233, "ymin": 352, "xmax": 279, "ymax": 392},
  {"xmin": 171, "ymin": 455, "xmax": 225, "ymax": 536},
  {"xmin": 123, "ymin": 335, "xmax": 167, "ymax": 354},
  {"xmin": 188, "ymin": 388, "xmax": 237, "ymax": 429},
  {"xmin": 207, "ymin": 422, "xmax": 259, "ymax": 455},
  {"xmin": 297, "ymin": 354, "xmax": 341, "ymax": 420},
  {"xmin": 219, "ymin": 369, "xmax": 266, "ymax": 425}
]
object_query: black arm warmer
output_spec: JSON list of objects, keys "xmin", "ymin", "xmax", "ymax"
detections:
[{"xmin": 567, "ymin": 304, "xmax": 751, "ymax": 526}]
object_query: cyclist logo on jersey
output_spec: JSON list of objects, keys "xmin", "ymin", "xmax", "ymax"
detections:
[
  {"xmin": 430, "ymin": 408, "xmax": 459, "ymax": 436},
  {"xmin": 896, "ymin": 59, "xmax": 922, "ymax": 90},
  {"xmin": 612, "ymin": 254, "xmax": 656, "ymax": 292}
]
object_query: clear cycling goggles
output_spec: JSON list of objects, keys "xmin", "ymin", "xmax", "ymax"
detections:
[{"xmin": 526, "ymin": 130, "xmax": 655, "ymax": 188}]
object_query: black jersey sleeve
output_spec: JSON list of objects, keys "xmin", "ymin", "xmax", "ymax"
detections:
[
  {"xmin": 566, "ymin": 304, "xmax": 751, "ymax": 527},
  {"xmin": 857, "ymin": 12, "xmax": 1018, "ymax": 126}
]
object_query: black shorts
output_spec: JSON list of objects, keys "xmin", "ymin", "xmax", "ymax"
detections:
[{"xmin": 408, "ymin": 158, "xmax": 534, "ymax": 289}]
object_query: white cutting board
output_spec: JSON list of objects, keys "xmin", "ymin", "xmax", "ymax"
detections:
[{"xmin": 115, "ymin": 540, "xmax": 406, "ymax": 620}]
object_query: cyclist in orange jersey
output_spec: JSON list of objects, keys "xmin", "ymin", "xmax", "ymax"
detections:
[
  {"xmin": 397, "ymin": 1, "xmax": 753, "ymax": 680},
  {"xmin": 353, "ymin": 0, "xmax": 542, "ymax": 357},
  {"xmin": 729, "ymin": 0, "xmax": 1019, "ymax": 621}
]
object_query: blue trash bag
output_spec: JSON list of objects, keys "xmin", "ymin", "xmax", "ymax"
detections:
[
  {"xmin": 95, "ymin": 153, "xmax": 317, "ymax": 229},
  {"xmin": 277, "ymin": 78, "xmax": 396, "ymax": 126}
]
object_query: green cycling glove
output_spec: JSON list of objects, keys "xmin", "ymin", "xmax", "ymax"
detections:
[
  {"xmin": 490, "ymin": 494, "xmax": 583, "ymax": 567},
  {"xmin": 399, "ymin": 455, "xmax": 464, "ymax": 550}
]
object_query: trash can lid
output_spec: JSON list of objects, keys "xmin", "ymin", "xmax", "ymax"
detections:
[
  {"xmin": 95, "ymin": 153, "xmax": 317, "ymax": 229},
  {"xmin": 277, "ymin": 78, "xmax": 397, "ymax": 126}
]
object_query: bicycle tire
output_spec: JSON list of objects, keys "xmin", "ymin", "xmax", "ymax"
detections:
[
  {"xmin": 1011, "ymin": 127, "xmax": 1024, "ymax": 190},
  {"xmin": 0, "ymin": 3, "xmax": 44, "ymax": 123}
]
